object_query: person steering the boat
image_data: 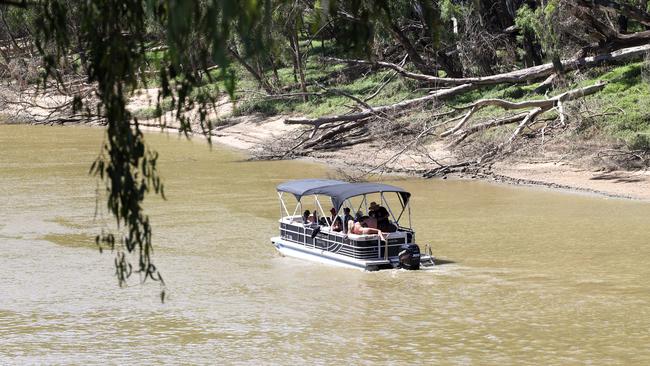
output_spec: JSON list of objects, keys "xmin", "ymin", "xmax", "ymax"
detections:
[
  {"xmin": 368, "ymin": 201, "xmax": 379, "ymax": 217},
  {"xmin": 375, "ymin": 206, "xmax": 396, "ymax": 232}
]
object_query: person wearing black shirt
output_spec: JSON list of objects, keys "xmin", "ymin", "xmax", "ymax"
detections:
[{"xmin": 342, "ymin": 207, "xmax": 354, "ymax": 233}]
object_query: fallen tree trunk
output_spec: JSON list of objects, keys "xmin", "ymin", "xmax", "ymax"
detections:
[
  {"xmin": 407, "ymin": 82, "xmax": 610, "ymax": 177},
  {"xmin": 441, "ymin": 81, "xmax": 607, "ymax": 137},
  {"xmin": 449, "ymin": 113, "xmax": 529, "ymax": 147},
  {"xmin": 284, "ymin": 83, "xmax": 473, "ymax": 126},
  {"xmin": 291, "ymin": 45, "xmax": 647, "ymax": 128},
  {"xmin": 301, "ymin": 121, "xmax": 368, "ymax": 150},
  {"xmin": 324, "ymin": 44, "xmax": 650, "ymax": 87}
]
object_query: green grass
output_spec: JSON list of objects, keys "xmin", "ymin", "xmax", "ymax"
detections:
[
  {"xmin": 443, "ymin": 62, "xmax": 650, "ymax": 150},
  {"xmin": 581, "ymin": 62, "xmax": 650, "ymax": 149},
  {"xmin": 233, "ymin": 54, "xmax": 429, "ymax": 118},
  {"xmin": 132, "ymin": 98, "xmax": 174, "ymax": 119}
]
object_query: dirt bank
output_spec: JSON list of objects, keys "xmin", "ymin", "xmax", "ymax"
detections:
[{"xmin": 205, "ymin": 113, "xmax": 650, "ymax": 201}]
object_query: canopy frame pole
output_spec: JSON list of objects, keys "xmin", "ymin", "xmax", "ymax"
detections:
[
  {"xmin": 314, "ymin": 195, "xmax": 330, "ymax": 228},
  {"xmin": 292, "ymin": 202, "xmax": 300, "ymax": 219},
  {"xmin": 408, "ymin": 199, "xmax": 412, "ymax": 229},
  {"xmin": 395, "ymin": 193, "xmax": 406, "ymax": 225},
  {"xmin": 355, "ymin": 196, "xmax": 365, "ymax": 217},
  {"xmin": 363, "ymin": 195, "xmax": 368, "ymax": 215},
  {"xmin": 381, "ymin": 192, "xmax": 398, "ymax": 224},
  {"xmin": 278, "ymin": 192, "xmax": 291, "ymax": 218}
]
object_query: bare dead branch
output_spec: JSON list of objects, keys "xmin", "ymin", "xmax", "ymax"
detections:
[
  {"xmin": 449, "ymin": 113, "xmax": 529, "ymax": 147},
  {"xmin": 284, "ymin": 83, "xmax": 473, "ymax": 127},
  {"xmin": 440, "ymin": 82, "xmax": 607, "ymax": 137},
  {"xmin": 324, "ymin": 44, "xmax": 650, "ymax": 87}
]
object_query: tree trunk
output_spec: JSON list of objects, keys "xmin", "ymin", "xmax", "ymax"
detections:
[
  {"xmin": 436, "ymin": 49, "xmax": 464, "ymax": 78},
  {"xmin": 388, "ymin": 22, "xmax": 437, "ymax": 75},
  {"xmin": 228, "ymin": 46, "xmax": 273, "ymax": 94},
  {"xmin": 289, "ymin": 30, "xmax": 308, "ymax": 102},
  {"xmin": 268, "ymin": 55, "xmax": 281, "ymax": 89},
  {"xmin": 618, "ymin": 14, "xmax": 628, "ymax": 33}
]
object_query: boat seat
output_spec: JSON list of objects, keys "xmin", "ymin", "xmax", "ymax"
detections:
[{"xmin": 345, "ymin": 233, "xmax": 379, "ymax": 240}]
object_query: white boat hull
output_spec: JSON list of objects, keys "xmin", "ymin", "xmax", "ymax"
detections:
[
  {"xmin": 271, "ymin": 236, "xmax": 390, "ymax": 270},
  {"xmin": 271, "ymin": 236, "xmax": 433, "ymax": 271}
]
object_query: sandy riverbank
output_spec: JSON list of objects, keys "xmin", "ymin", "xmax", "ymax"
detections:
[{"xmin": 203, "ymin": 113, "xmax": 650, "ymax": 201}]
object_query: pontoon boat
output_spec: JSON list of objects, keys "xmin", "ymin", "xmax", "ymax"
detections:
[{"xmin": 271, "ymin": 179, "xmax": 434, "ymax": 271}]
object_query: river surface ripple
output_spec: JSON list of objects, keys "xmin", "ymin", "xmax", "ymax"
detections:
[{"xmin": 1, "ymin": 125, "xmax": 649, "ymax": 365}]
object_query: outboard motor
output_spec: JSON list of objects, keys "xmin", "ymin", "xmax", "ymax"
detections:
[{"xmin": 398, "ymin": 244, "xmax": 421, "ymax": 270}]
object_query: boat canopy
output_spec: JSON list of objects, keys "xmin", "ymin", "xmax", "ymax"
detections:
[{"xmin": 277, "ymin": 179, "xmax": 411, "ymax": 210}]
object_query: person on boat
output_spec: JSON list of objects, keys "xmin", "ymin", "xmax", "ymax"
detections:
[
  {"xmin": 369, "ymin": 204, "xmax": 387, "ymax": 219},
  {"xmin": 368, "ymin": 201, "xmax": 379, "ymax": 217},
  {"xmin": 329, "ymin": 207, "xmax": 343, "ymax": 232},
  {"xmin": 318, "ymin": 216, "xmax": 327, "ymax": 226},
  {"xmin": 347, "ymin": 220, "xmax": 387, "ymax": 241},
  {"xmin": 342, "ymin": 207, "xmax": 354, "ymax": 233},
  {"xmin": 362, "ymin": 214, "xmax": 378, "ymax": 229},
  {"xmin": 306, "ymin": 214, "xmax": 316, "ymax": 224},
  {"xmin": 375, "ymin": 206, "xmax": 396, "ymax": 232},
  {"xmin": 302, "ymin": 210, "xmax": 311, "ymax": 223},
  {"xmin": 354, "ymin": 210, "xmax": 363, "ymax": 222}
]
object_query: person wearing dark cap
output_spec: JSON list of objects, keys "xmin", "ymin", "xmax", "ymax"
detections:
[
  {"xmin": 368, "ymin": 201, "xmax": 379, "ymax": 217},
  {"xmin": 376, "ymin": 206, "xmax": 395, "ymax": 232}
]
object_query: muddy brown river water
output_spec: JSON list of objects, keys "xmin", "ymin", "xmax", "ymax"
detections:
[{"xmin": 1, "ymin": 125, "xmax": 649, "ymax": 365}]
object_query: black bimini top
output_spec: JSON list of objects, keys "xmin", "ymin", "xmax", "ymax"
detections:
[{"xmin": 277, "ymin": 179, "xmax": 411, "ymax": 210}]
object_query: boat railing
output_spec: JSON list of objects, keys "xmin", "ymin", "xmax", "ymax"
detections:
[{"xmin": 279, "ymin": 217, "xmax": 409, "ymax": 260}]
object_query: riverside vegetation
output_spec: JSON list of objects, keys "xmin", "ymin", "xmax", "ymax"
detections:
[{"xmin": 0, "ymin": 0, "xmax": 649, "ymax": 287}]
